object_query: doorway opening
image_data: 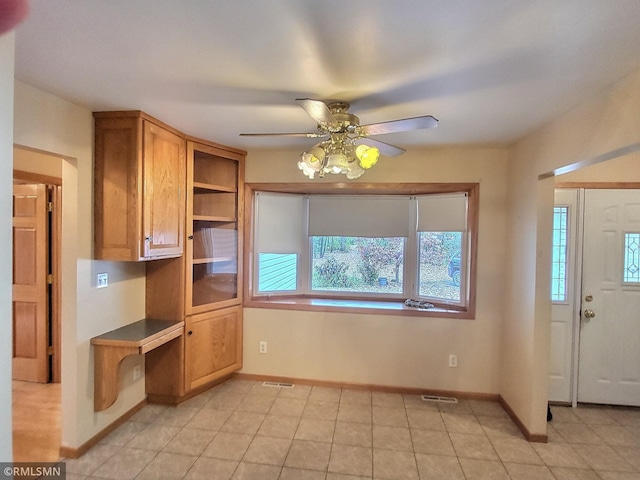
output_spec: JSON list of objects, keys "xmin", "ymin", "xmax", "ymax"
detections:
[
  {"xmin": 549, "ymin": 152, "xmax": 640, "ymax": 408},
  {"xmin": 12, "ymin": 147, "xmax": 63, "ymax": 462}
]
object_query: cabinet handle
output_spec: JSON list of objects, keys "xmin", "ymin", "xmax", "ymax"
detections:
[
  {"xmin": 188, "ymin": 235, "xmax": 194, "ymax": 240},
  {"xmin": 187, "ymin": 330, "xmax": 193, "ymax": 336},
  {"xmin": 145, "ymin": 235, "xmax": 153, "ymax": 242}
]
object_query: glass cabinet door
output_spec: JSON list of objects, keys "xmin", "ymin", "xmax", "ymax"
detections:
[
  {"xmin": 192, "ymin": 220, "xmax": 238, "ymax": 306},
  {"xmin": 188, "ymin": 146, "xmax": 241, "ymax": 313}
]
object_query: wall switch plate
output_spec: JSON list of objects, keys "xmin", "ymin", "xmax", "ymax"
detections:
[
  {"xmin": 97, "ymin": 273, "xmax": 108, "ymax": 288},
  {"xmin": 448, "ymin": 354, "xmax": 458, "ymax": 368},
  {"xmin": 259, "ymin": 341, "xmax": 267, "ymax": 354},
  {"xmin": 133, "ymin": 364, "xmax": 142, "ymax": 381}
]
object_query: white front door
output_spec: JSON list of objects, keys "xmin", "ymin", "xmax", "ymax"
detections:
[{"xmin": 578, "ymin": 189, "xmax": 640, "ymax": 406}]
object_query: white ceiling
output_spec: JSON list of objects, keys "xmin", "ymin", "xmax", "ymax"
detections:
[{"xmin": 13, "ymin": 0, "xmax": 640, "ymax": 152}]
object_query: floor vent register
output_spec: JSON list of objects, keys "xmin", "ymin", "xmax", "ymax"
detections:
[
  {"xmin": 262, "ymin": 381, "xmax": 295, "ymax": 388},
  {"xmin": 421, "ymin": 394, "xmax": 458, "ymax": 404}
]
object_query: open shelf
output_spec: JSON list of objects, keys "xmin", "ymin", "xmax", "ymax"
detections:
[
  {"xmin": 193, "ymin": 151, "xmax": 238, "ymax": 190},
  {"xmin": 193, "ymin": 215, "xmax": 236, "ymax": 223},
  {"xmin": 193, "ymin": 182, "xmax": 237, "ymax": 193},
  {"xmin": 192, "ymin": 257, "xmax": 235, "ymax": 264},
  {"xmin": 192, "ymin": 191, "xmax": 236, "ymax": 218}
]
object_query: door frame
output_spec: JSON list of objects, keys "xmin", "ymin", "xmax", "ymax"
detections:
[
  {"xmin": 555, "ymin": 181, "xmax": 640, "ymax": 407},
  {"xmin": 13, "ymin": 170, "xmax": 62, "ymax": 382},
  {"xmin": 550, "ymin": 188, "xmax": 582, "ymax": 406}
]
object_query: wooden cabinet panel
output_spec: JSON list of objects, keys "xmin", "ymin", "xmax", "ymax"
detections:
[
  {"xmin": 94, "ymin": 116, "xmax": 140, "ymax": 260},
  {"xmin": 143, "ymin": 121, "xmax": 185, "ymax": 258},
  {"xmin": 94, "ymin": 111, "xmax": 185, "ymax": 261},
  {"xmin": 184, "ymin": 306, "xmax": 243, "ymax": 391}
]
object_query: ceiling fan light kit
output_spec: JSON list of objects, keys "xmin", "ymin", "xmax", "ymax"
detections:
[
  {"xmin": 297, "ymin": 133, "xmax": 378, "ymax": 180},
  {"xmin": 241, "ymin": 98, "xmax": 438, "ymax": 180}
]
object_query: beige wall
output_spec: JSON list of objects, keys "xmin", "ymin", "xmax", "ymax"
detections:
[
  {"xmin": 504, "ymin": 68, "xmax": 640, "ymax": 437},
  {"xmin": 243, "ymin": 146, "xmax": 508, "ymax": 395},
  {"xmin": 13, "ymin": 81, "xmax": 147, "ymax": 448},
  {"xmin": 13, "ymin": 147, "xmax": 63, "ymax": 178},
  {"xmin": 0, "ymin": 32, "xmax": 15, "ymax": 462}
]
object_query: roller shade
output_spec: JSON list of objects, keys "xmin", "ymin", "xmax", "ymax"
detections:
[
  {"xmin": 417, "ymin": 193, "xmax": 467, "ymax": 232},
  {"xmin": 255, "ymin": 192, "xmax": 307, "ymax": 253},
  {"xmin": 308, "ymin": 195, "xmax": 410, "ymax": 237}
]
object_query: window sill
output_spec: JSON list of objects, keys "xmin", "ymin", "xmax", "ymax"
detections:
[{"xmin": 245, "ymin": 296, "xmax": 474, "ymax": 319}]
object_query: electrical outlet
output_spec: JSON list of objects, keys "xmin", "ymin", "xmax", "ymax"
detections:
[
  {"xmin": 133, "ymin": 365, "xmax": 142, "ymax": 380},
  {"xmin": 448, "ymin": 354, "xmax": 458, "ymax": 368},
  {"xmin": 97, "ymin": 272, "xmax": 108, "ymax": 288},
  {"xmin": 259, "ymin": 341, "xmax": 267, "ymax": 354}
]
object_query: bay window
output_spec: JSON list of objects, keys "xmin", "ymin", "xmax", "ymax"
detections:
[{"xmin": 247, "ymin": 184, "xmax": 478, "ymax": 318}]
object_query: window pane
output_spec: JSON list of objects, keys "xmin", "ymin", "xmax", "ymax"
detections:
[
  {"xmin": 418, "ymin": 232, "xmax": 462, "ymax": 302},
  {"xmin": 258, "ymin": 253, "xmax": 297, "ymax": 292},
  {"xmin": 624, "ymin": 233, "xmax": 640, "ymax": 283},
  {"xmin": 311, "ymin": 236, "xmax": 404, "ymax": 294},
  {"xmin": 551, "ymin": 207, "xmax": 569, "ymax": 302}
]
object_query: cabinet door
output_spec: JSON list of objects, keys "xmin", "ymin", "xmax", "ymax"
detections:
[
  {"xmin": 186, "ymin": 142, "xmax": 244, "ymax": 314},
  {"xmin": 184, "ymin": 306, "xmax": 243, "ymax": 391},
  {"xmin": 143, "ymin": 121, "xmax": 186, "ymax": 258}
]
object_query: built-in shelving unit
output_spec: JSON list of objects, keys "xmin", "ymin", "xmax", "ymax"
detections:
[
  {"xmin": 188, "ymin": 147, "xmax": 242, "ymax": 312},
  {"xmin": 94, "ymin": 111, "xmax": 247, "ymax": 405}
]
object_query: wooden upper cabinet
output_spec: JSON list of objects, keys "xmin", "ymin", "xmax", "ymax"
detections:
[{"xmin": 94, "ymin": 111, "xmax": 185, "ymax": 261}]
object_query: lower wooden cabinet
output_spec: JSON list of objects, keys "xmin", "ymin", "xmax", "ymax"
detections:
[
  {"xmin": 184, "ymin": 305, "xmax": 243, "ymax": 392},
  {"xmin": 145, "ymin": 304, "xmax": 242, "ymax": 402}
]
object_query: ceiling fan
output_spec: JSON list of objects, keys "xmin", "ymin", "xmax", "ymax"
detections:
[{"xmin": 240, "ymin": 98, "xmax": 438, "ymax": 179}]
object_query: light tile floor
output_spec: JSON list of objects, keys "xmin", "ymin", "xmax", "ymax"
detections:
[{"xmin": 62, "ymin": 379, "xmax": 640, "ymax": 479}]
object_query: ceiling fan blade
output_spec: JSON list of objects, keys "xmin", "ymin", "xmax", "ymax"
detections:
[
  {"xmin": 359, "ymin": 115, "xmax": 438, "ymax": 136},
  {"xmin": 239, "ymin": 132, "xmax": 328, "ymax": 138},
  {"xmin": 295, "ymin": 98, "xmax": 338, "ymax": 128},
  {"xmin": 355, "ymin": 137, "xmax": 406, "ymax": 157}
]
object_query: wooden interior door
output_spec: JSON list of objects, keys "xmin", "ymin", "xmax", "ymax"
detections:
[{"xmin": 12, "ymin": 184, "xmax": 49, "ymax": 383}]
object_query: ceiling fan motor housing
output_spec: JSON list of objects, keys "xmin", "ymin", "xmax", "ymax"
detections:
[
  {"xmin": 323, "ymin": 102, "xmax": 360, "ymax": 133},
  {"xmin": 327, "ymin": 101, "xmax": 350, "ymax": 113}
]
